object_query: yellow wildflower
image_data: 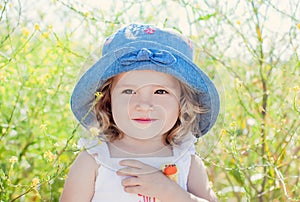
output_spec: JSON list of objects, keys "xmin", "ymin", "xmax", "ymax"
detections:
[
  {"xmin": 297, "ymin": 23, "xmax": 300, "ymax": 30},
  {"xmin": 48, "ymin": 24, "xmax": 53, "ymax": 31},
  {"xmin": 40, "ymin": 124, "xmax": 47, "ymax": 131},
  {"xmin": 31, "ymin": 177, "xmax": 40, "ymax": 187},
  {"xmin": 293, "ymin": 85, "xmax": 299, "ymax": 92},
  {"xmin": 234, "ymin": 78, "xmax": 242, "ymax": 88},
  {"xmin": 0, "ymin": 73, "xmax": 5, "ymax": 81},
  {"xmin": 84, "ymin": 11, "xmax": 90, "ymax": 18},
  {"xmin": 42, "ymin": 31, "xmax": 49, "ymax": 38},
  {"xmin": 220, "ymin": 129, "xmax": 227, "ymax": 136},
  {"xmin": 65, "ymin": 103, "xmax": 70, "ymax": 110},
  {"xmin": 44, "ymin": 151, "xmax": 56, "ymax": 161},
  {"xmin": 34, "ymin": 23, "xmax": 40, "ymax": 31},
  {"xmin": 230, "ymin": 122, "xmax": 237, "ymax": 128},
  {"xmin": 46, "ymin": 89, "xmax": 55, "ymax": 95},
  {"xmin": 95, "ymin": 91, "xmax": 103, "ymax": 98},
  {"xmin": 281, "ymin": 119, "xmax": 287, "ymax": 125},
  {"xmin": 89, "ymin": 127, "xmax": 100, "ymax": 137},
  {"xmin": 9, "ymin": 156, "xmax": 18, "ymax": 164},
  {"xmin": 256, "ymin": 25, "xmax": 263, "ymax": 42},
  {"xmin": 22, "ymin": 27, "xmax": 30, "ymax": 36},
  {"xmin": 236, "ymin": 20, "xmax": 241, "ymax": 25}
]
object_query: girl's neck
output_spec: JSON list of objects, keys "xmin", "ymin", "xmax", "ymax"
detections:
[{"xmin": 108, "ymin": 135, "xmax": 173, "ymax": 158}]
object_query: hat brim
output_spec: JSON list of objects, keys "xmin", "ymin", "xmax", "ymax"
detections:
[{"xmin": 71, "ymin": 41, "xmax": 220, "ymax": 136}]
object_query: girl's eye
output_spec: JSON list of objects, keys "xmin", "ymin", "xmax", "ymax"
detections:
[
  {"xmin": 155, "ymin": 89, "xmax": 169, "ymax": 94},
  {"xmin": 122, "ymin": 89, "xmax": 136, "ymax": 94}
]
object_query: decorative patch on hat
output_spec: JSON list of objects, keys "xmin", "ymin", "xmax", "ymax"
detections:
[
  {"xmin": 124, "ymin": 27, "xmax": 137, "ymax": 40},
  {"xmin": 144, "ymin": 27, "xmax": 156, "ymax": 34},
  {"xmin": 104, "ymin": 36, "xmax": 114, "ymax": 46},
  {"xmin": 124, "ymin": 24, "xmax": 144, "ymax": 39},
  {"xmin": 89, "ymin": 127, "xmax": 100, "ymax": 137},
  {"xmin": 187, "ymin": 39, "xmax": 193, "ymax": 49}
]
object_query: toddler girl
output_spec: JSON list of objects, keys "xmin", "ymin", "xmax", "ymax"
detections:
[{"xmin": 61, "ymin": 24, "xmax": 219, "ymax": 202}]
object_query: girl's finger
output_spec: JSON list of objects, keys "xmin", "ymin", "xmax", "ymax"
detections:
[
  {"xmin": 117, "ymin": 167, "xmax": 140, "ymax": 176},
  {"xmin": 121, "ymin": 176, "xmax": 140, "ymax": 187},
  {"xmin": 123, "ymin": 184, "xmax": 142, "ymax": 195},
  {"xmin": 119, "ymin": 159, "xmax": 145, "ymax": 168}
]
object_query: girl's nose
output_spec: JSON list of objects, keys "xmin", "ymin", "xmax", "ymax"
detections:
[
  {"xmin": 134, "ymin": 96, "xmax": 154, "ymax": 111},
  {"xmin": 135, "ymin": 102, "xmax": 154, "ymax": 111}
]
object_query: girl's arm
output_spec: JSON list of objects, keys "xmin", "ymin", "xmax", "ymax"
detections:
[
  {"xmin": 187, "ymin": 154, "xmax": 218, "ymax": 202},
  {"xmin": 117, "ymin": 156, "xmax": 217, "ymax": 202},
  {"xmin": 60, "ymin": 151, "xmax": 98, "ymax": 202}
]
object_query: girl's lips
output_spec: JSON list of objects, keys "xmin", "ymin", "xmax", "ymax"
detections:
[{"xmin": 132, "ymin": 118, "xmax": 157, "ymax": 124}]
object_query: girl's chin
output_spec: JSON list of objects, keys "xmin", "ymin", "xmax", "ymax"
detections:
[{"xmin": 123, "ymin": 132, "xmax": 164, "ymax": 141}]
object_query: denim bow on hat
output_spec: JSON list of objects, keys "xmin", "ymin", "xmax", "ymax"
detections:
[{"xmin": 118, "ymin": 48, "xmax": 176, "ymax": 67}]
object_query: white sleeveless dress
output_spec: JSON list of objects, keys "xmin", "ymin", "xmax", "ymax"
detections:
[{"xmin": 78, "ymin": 133, "xmax": 196, "ymax": 202}]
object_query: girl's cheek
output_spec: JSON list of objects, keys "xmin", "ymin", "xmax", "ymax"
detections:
[{"xmin": 116, "ymin": 96, "xmax": 131, "ymax": 104}]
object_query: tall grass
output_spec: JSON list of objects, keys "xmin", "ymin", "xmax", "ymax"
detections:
[{"xmin": 0, "ymin": 0, "xmax": 299, "ymax": 201}]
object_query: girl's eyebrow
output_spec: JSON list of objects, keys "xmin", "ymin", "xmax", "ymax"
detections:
[
  {"xmin": 153, "ymin": 83, "xmax": 180, "ymax": 90},
  {"xmin": 115, "ymin": 83, "xmax": 178, "ymax": 90},
  {"xmin": 114, "ymin": 84, "xmax": 137, "ymax": 89}
]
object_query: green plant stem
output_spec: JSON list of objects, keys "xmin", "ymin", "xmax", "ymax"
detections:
[{"xmin": 249, "ymin": 1, "xmax": 271, "ymax": 201}]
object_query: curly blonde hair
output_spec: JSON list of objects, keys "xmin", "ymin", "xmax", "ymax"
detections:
[{"xmin": 94, "ymin": 77, "xmax": 208, "ymax": 145}]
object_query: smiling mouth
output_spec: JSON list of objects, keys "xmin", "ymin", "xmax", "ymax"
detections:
[{"xmin": 132, "ymin": 118, "xmax": 157, "ymax": 124}]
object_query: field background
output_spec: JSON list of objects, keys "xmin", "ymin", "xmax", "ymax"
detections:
[{"xmin": 0, "ymin": 0, "xmax": 299, "ymax": 201}]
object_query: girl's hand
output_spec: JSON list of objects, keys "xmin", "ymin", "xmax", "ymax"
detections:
[{"xmin": 116, "ymin": 159, "xmax": 176, "ymax": 198}]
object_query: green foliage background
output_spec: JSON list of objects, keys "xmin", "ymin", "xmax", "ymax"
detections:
[{"xmin": 0, "ymin": 0, "xmax": 299, "ymax": 201}]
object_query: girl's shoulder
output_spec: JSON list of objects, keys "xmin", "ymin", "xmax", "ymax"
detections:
[
  {"xmin": 60, "ymin": 151, "xmax": 99, "ymax": 201},
  {"xmin": 71, "ymin": 150, "xmax": 99, "ymax": 175},
  {"xmin": 69, "ymin": 151, "xmax": 100, "ymax": 176},
  {"xmin": 77, "ymin": 150, "xmax": 100, "ymax": 166},
  {"xmin": 78, "ymin": 138, "xmax": 108, "ymax": 164}
]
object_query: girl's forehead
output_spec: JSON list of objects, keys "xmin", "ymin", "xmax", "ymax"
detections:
[{"xmin": 112, "ymin": 70, "xmax": 180, "ymax": 89}]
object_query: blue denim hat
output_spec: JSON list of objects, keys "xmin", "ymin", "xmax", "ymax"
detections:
[{"xmin": 71, "ymin": 24, "xmax": 220, "ymax": 136}]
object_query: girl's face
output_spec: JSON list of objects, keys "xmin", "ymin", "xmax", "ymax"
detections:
[{"xmin": 111, "ymin": 70, "xmax": 181, "ymax": 140}]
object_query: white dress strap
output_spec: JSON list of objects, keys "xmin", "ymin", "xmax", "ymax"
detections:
[{"xmin": 78, "ymin": 138, "xmax": 107, "ymax": 165}]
